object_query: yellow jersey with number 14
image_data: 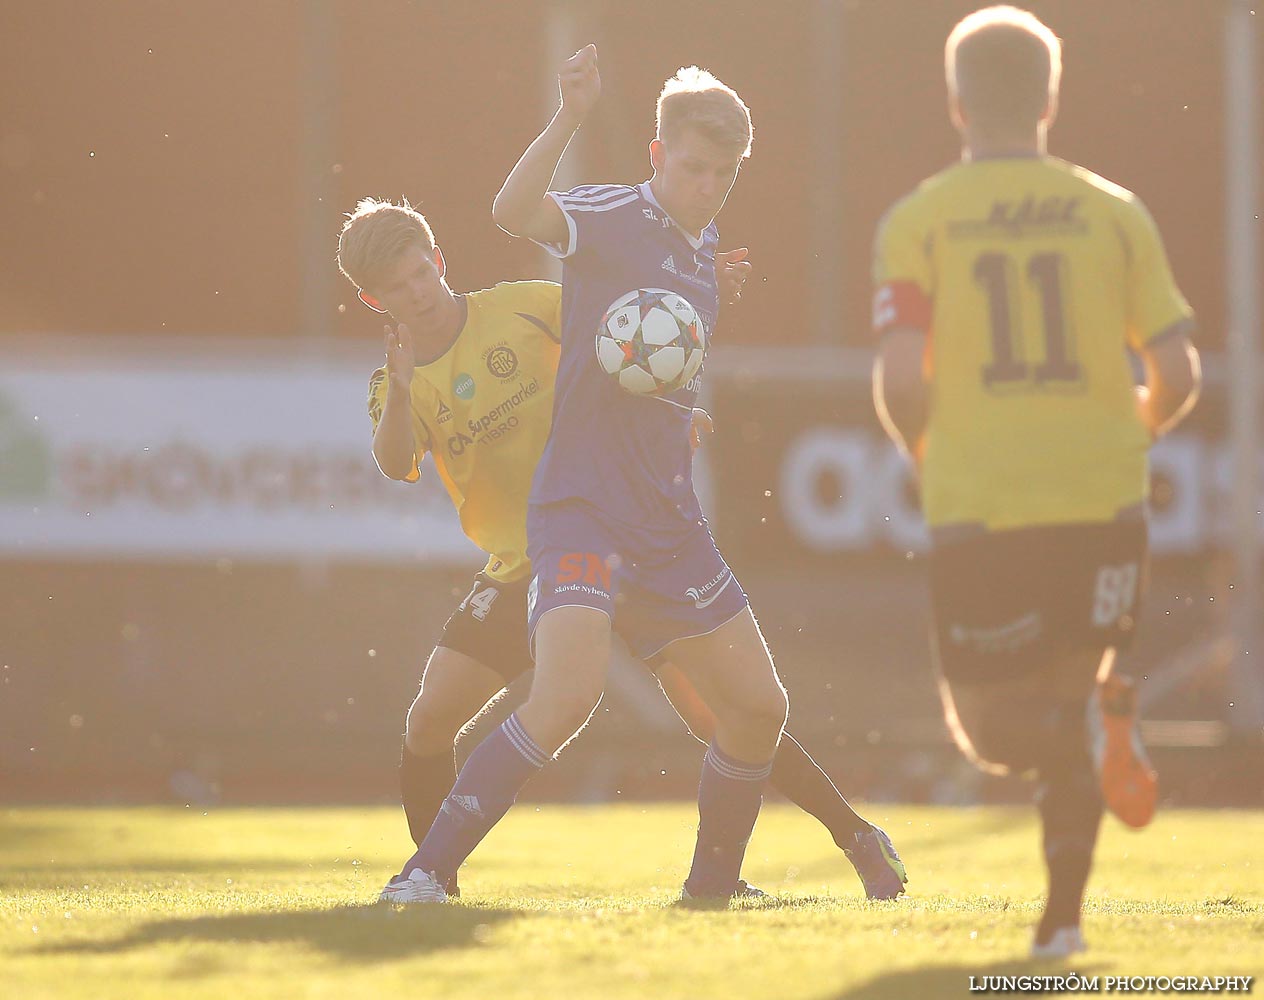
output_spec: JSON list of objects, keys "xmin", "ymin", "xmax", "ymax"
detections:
[
  {"xmin": 368, "ymin": 280, "xmax": 561, "ymax": 583},
  {"xmin": 873, "ymin": 156, "xmax": 1193, "ymax": 532}
]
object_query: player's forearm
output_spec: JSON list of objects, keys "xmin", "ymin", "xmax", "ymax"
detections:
[
  {"xmin": 872, "ymin": 342, "xmax": 929, "ymax": 460},
  {"xmin": 1137, "ymin": 333, "xmax": 1203, "ymax": 439},
  {"xmin": 372, "ymin": 386, "xmax": 418, "ymax": 481},
  {"xmin": 875, "ymin": 384, "xmax": 928, "ymax": 459},
  {"xmin": 1144, "ymin": 345, "xmax": 1202, "ymax": 438},
  {"xmin": 492, "ymin": 108, "xmax": 580, "ymax": 238}
]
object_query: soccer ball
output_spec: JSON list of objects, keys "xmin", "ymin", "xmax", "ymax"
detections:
[{"xmin": 595, "ymin": 288, "xmax": 706, "ymax": 396}]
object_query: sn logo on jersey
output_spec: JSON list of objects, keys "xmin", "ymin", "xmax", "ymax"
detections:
[{"xmin": 556, "ymin": 552, "xmax": 613, "ymax": 592}]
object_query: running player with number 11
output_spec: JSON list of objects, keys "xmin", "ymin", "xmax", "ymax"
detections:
[{"xmin": 872, "ymin": 5, "xmax": 1200, "ymax": 958}]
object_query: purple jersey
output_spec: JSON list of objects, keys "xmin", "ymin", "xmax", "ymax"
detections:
[{"xmin": 529, "ymin": 182, "xmax": 720, "ymax": 547}]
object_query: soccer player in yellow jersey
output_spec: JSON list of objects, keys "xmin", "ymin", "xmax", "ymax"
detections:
[
  {"xmin": 872, "ymin": 6, "xmax": 1200, "ymax": 957},
  {"xmin": 337, "ymin": 197, "xmax": 908, "ymax": 901}
]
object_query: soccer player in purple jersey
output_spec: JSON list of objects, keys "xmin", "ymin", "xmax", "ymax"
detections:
[
  {"xmin": 381, "ymin": 45, "xmax": 905, "ymax": 905},
  {"xmin": 350, "ymin": 203, "xmax": 907, "ymax": 906}
]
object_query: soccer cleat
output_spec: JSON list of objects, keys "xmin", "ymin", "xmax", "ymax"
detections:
[
  {"xmin": 843, "ymin": 824, "xmax": 909, "ymax": 900},
  {"xmin": 1030, "ymin": 926, "xmax": 1087, "ymax": 959},
  {"xmin": 731, "ymin": 879, "xmax": 767, "ymax": 899},
  {"xmin": 681, "ymin": 878, "xmax": 768, "ymax": 901},
  {"xmin": 1089, "ymin": 675, "xmax": 1158, "ymax": 829},
  {"xmin": 378, "ymin": 868, "xmax": 449, "ymax": 904}
]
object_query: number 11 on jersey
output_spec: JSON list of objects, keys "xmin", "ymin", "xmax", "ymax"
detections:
[{"xmin": 975, "ymin": 251, "xmax": 1082, "ymax": 390}]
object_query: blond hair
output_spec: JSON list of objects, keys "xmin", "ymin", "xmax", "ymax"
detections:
[
  {"xmin": 656, "ymin": 66, "xmax": 753, "ymax": 158},
  {"xmin": 946, "ymin": 6, "xmax": 1062, "ymax": 129},
  {"xmin": 336, "ymin": 197, "xmax": 435, "ymax": 292}
]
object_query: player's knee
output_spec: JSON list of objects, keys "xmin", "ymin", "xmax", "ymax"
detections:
[
  {"xmin": 673, "ymin": 704, "xmax": 715, "ymax": 745},
  {"xmin": 404, "ymin": 694, "xmax": 464, "ymax": 756},
  {"xmin": 521, "ymin": 686, "xmax": 603, "ymax": 752},
  {"xmin": 762, "ymin": 683, "xmax": 790, "ymax": 734},
  {"xmin": 554, "ymin": 689, "xmax": 602, "ymax": 736},
  {"xmin": 727, "ymin": 679, "xmax": 788, "ymax": 741}
]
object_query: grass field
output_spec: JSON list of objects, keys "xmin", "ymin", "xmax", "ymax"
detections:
[{"xmin": 2, "ymin": 804, "xmax": 1261, "ymax": 999}]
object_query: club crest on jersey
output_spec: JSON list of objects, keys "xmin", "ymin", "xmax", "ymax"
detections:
[{"xmin": 483, "ymin": 342, "xmax": 519, "ymax": 381}]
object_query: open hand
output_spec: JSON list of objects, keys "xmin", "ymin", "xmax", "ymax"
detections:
[{"xmin": 384, "ymin": 323, "xmax": 416, "ymax": 390}]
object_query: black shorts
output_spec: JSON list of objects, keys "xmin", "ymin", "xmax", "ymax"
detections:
[
  {"xmin": 929, "ymin": 519, "xmax": 1148, "ymax": 685},
  {"xmin": 437, "ymin": 573, "xmax": 534, "ymax": 684}
]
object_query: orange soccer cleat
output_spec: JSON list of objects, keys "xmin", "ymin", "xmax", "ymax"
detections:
[{"xmin": 1089, "ymin": 674, "xmax": 1158, "ymax": 829}]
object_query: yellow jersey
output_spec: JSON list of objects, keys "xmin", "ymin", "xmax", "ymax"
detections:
[
  {"xmin": 368, "ymin": 280, "xmax": 562, "ymax": 582},
  {"xmin": 872, "ymin": 156, "xmax": 1193, "ymax": 532}
]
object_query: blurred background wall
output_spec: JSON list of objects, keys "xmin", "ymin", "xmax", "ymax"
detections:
[{"xmin": 1, "ymin": 1, "xmax": 1259, "ymax": 806}]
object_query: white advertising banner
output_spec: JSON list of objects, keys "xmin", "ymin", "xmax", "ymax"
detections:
[
  {"xmin": 0, "ymin": 348, "xmax": 479, "ymax": 563},
  {"xmin": 772, "ymin": 429, "xmax": 1256, "ymax": 556}
]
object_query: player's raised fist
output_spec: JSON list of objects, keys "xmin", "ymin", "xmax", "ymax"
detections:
[
  {"xmin": 384, "ymin": 323, "xmax": 416, "ymax": 390},
  {"xmin": 559, "ymin": 44, "xmax": 600, "ymax": 123}
]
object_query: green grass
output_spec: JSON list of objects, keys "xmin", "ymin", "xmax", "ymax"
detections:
[{"xmin": 2, "ymin": 804, "xmax": 1261, "ymax": 999}]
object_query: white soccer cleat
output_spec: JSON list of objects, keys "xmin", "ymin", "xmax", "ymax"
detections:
[
  {"xmin": 378, "ymin": 868, "xmax": 449, "ymax": 905},
  {"xmin": 1030, "ymin": 926, "xmax": 1087, "ymax": 959},
  {"xmin": 681, "ymin": 879, "xmax": 768, "ymax": 902}
]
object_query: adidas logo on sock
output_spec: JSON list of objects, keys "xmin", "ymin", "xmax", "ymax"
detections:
[{"xmin": 449, "ymin": 794, "xmax": 484, "ymax": 818}]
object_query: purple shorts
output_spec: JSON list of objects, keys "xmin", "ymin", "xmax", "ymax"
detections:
[{"xmin": 526, "ymin": 501, "xmax": 749, "ymax": 661}]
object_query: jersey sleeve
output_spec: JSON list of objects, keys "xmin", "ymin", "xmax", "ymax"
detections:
[
  {"xmin": 1118, "ymin": 198, "xmax": 1194, "ymax": 350},
  {"xmin": 532, "ymin": 184, "xmax": 641, "ymax": 260},
  {"xmin": 871, "ymin": 198, "xmax": 934, "ymax": 338},
  {"xmin": 500, "ymin": 281, "xmax": 566, "ymax": 343},
  {"xmin": 367, "ymin": 367, "xmax": 427, "ymax": 484}
]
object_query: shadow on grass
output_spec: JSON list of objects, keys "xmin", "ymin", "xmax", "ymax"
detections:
[
  {"xmin": 832, "ymin": 958, "xmax": 1108, "ymax": 999},
  {"xmin": 0, "ymin": 860, "xmax": 383, "ymax": 892},
  {"xmin": 760, "ymin": 806, "xmax": 1034, "ymax": 888},
  {"xmin": 31, "ymin": 902, "xmax": 524, "ymax": 964}
]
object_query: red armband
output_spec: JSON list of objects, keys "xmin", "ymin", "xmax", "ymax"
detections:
[{"xmin": 873, "ymin": 280, "xmax": 931, "ymax": 336}]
